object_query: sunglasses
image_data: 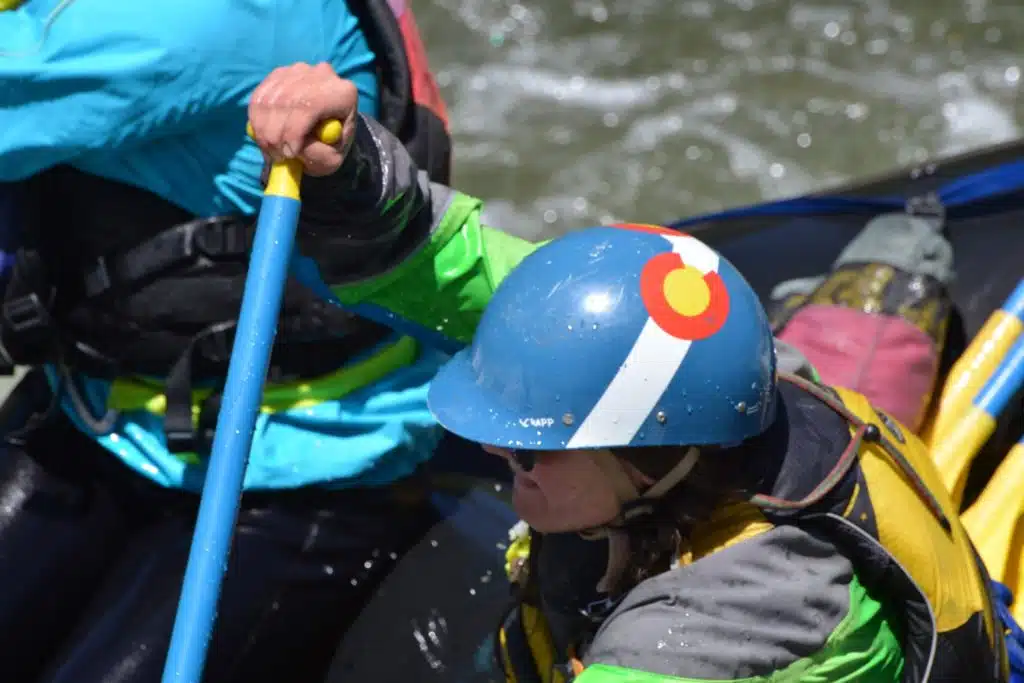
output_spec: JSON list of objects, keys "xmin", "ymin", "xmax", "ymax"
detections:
[{"xmin": 508, "ymin": 449, "xmax": 538, "ymax": 472}]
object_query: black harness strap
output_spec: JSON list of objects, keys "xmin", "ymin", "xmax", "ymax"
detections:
[{"xmin": 82, "ymin": 216, "xmax": 253, "ymax": 299}]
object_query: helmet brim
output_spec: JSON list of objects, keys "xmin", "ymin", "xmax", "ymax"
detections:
[{"xmin": 427, "ymin": 349, "xmax": 579, "ymax": 451}]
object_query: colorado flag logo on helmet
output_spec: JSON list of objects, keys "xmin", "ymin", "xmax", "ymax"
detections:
[{"xmin": 631, "ymin": 224, "xmax": 730, "ymax": 341}]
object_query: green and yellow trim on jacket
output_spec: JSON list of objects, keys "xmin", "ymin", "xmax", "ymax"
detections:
[{"xmin": 102, "ymin": 335, "xmax": 420, "ymax": 463}]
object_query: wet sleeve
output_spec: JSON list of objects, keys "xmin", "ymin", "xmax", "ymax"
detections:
[
  {"xmin": 330, "ymin": 196, "xmax": 541, "ymax": 348},
  {"xmin": 291, "ymin": 115, "xmax": 543, "ymax": 352}
]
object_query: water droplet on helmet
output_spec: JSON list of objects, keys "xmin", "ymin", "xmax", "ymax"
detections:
[{"xmin": 567, "ymin": 324, "xmax": 574, "ymax": 331}]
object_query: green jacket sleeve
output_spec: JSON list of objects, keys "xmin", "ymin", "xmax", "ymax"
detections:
[
  {"xmin": 330, "ymin": 191, "xmax": 541, "ymax": 345},
  {"xmin": 289, "ymin": 113, "xmax": 542, "ymax": 351}
]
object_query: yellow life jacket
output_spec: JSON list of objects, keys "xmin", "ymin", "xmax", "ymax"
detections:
[{"xmin": 497, "ymin": 375, "xmax": 1008, "ymax": 683}]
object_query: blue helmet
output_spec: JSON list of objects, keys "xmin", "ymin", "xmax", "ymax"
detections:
[{"xmin": 427, "ymin": 224, "xmax": 778, "ymax": 451}]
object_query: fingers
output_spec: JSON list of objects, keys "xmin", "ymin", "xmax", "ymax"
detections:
[
  {"xmin": 299, "ymin": 141, "xmax": 346, "ymax": 178},
  {"xmin": 249, "ymin": 66, "xmax": 296, "ymax": 161},
  {"xmin": 248, "ymin": 62, "xmax": 359, "ymax": 176}
]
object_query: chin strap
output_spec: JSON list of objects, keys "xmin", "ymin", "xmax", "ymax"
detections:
[{"xmin": 581, "ymin": 447, "xmax": 701, "ymax": 594}]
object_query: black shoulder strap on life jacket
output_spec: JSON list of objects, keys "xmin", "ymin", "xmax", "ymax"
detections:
[
  {"xmin": 346, "ymin": 0, "xmax": 452, "ymax": 184},
  {"xmin": 347, "ymin": 0, "xmax": 410, "ymax": 136}
]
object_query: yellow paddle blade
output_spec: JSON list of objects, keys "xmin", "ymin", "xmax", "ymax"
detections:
[
  {"xmin": 961, "ymin": 439, "xmax": 1024, "ymax": 621},
  {"xmin": 931, "ymin": 404, "xmax": 997, "ymax": 507}
]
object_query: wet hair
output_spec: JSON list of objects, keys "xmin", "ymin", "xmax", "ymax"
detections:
[{"xmin": 605, "ymin": 444, "xmax": 766, "ymax": 595}]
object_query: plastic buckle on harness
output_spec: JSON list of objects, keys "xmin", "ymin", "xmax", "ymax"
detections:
[
  {"xmin": 164, "ymin": 394, "xmax": 220, "ymax": 455},
  {"xmin": 4, "ymin": 293, "xmax": 52, "ymax": 334},
  {"xmin": 1, "ymin": 292, "xmax": 57, "ymax": 361},
  {"xmin": 190, "ymin": 217, "xmax": 251, "ymax": 261},
  {"xmin": 84, "ymin": 259, "xmax": 114, "ymax": 297},
  {"xmin": 165, "ymin": 427, "xmax": 198, "ymax": 455}
]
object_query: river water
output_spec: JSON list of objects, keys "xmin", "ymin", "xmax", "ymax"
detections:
[{"xmin": 414, "ymin": 0, "xmax": 1023, "ymax": 240}]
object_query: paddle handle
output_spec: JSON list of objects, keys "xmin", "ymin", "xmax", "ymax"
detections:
[
  {"xmin": 161, "ymin": 120, "xmax": 340, "ymax": 683},
  {"xmin": 245, "ymin": 119, "xmax": 344, "ymax": 198},
  {"xmin": 962, "ymin": 435, "xmax": 1024, "ymax": 584}
]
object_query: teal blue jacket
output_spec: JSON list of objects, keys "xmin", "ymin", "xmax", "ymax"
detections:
[
  {"xmin": 0, "ymin": 0, "xmax": 379, "ymax": 215},
  {"xmin": 1, "ymin": 0, "xmax": 451, "ymax": 493}
]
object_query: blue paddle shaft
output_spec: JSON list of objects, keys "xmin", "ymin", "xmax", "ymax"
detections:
[{"xmin": 161, "ymin": 194, "xmax": 301, "ymax": 683}]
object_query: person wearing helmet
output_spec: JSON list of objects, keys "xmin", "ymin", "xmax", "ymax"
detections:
[
  {"xmin": 0, "ymin": 2, "xmax": 451, "ymax": 682},
  {"xmin": 249, "ymin": 64, "xmax": 1015, "ymax": 683}
]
